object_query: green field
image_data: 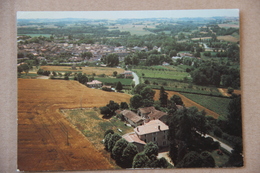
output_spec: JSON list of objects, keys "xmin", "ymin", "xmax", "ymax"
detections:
[
  {"xmin": 181, "ymin": 93, "xmax": 231, "ymax": 118},
  {"xmin": 134, "ymin": 69, "xmax": 191, "ymax": 81},
  {"xmin": 95, "ymin": 77, "xmax": 133, "ymax": 86},
  {"xmin": 108, "ymin": 24, "xmax": 155, "ymax": 36},
  {"xmin": 19, "ymin": 34, "xmax": 52, "ymax": 37},
  {"xmin": 18, "ymin": 73, "xmax": 38, "ymax": 79}
]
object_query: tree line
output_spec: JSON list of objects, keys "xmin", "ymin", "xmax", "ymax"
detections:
[{"xmin": 103, "ymin": 130, "xmax": 170, "ymax": 168}]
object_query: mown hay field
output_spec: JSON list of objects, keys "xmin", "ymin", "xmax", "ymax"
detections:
[
  {"xmin": 40, "ymin": 66, "xmax": 125, "ymax": 76},
  {"xmin": 154, "ymin": 90, "xmax": 220, "ymax": 119},
  {"xmin": 217, "ymin": 35, "xmax": 239, "ymax": 43},
  {"xmin": 218, "ymin": 24, "xmax": 239, "ymax": 28},
  {"xmin": 18, "ymin": 79, "xmax": 131, "ymax": 171}
]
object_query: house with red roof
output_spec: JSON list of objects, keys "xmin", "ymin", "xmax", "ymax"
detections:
[
  {"xmin": 86, "ymin": 80, "xmax": 103, "ymax": 88},
  {"xmin": 120, "ymin": 110, "xmax": 144, "ymax": 127},
  {"xmin": 123, "ymin": 119, "xmax": 169, "ymax": 151},
  {"xmin": 137, "ymin": 106, "xmax": 168, "ymax": 123}
]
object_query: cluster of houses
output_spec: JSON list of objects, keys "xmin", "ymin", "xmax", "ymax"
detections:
[
  {"xmin": 18, "ymin": 41, "xmax": 129, "ymax": 63},
  {"xmin": 17, "ymin": 38, "xmax": 152, "ymax": 64},
  {"xmin": 118, "ymin": 106, "xmax": 170, "ymax": 151}
]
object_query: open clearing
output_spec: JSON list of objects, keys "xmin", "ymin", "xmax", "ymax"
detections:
[
  {"xmin": 154, "ymin": 90, "xmax": 220, "ymax": 119},
  {"xmin": 18, "ymin": 79, "xmax": 131, "ymax": 171},
  {"xmin": 218, "ymin": 24, "xmax": 239, "ymax": 28},
  {"xmin": 109, "ymin": 23, "xmax": 155, "ymax": 36},
  {"xmin": 218, "ymin": 88, "xmax": 241, "ymax": 96},
  {"xmin": 217, "ymin": 35, "xmax": 239, "ymax": 43},
  {"xmin": 40, "ymin": 66, "xmax": 125, "ymax": 76}
]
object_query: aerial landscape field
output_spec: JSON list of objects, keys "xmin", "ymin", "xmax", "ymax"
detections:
[{"xmin": 17, "ymin": 9, "xmax": 242, "ymax": 171}]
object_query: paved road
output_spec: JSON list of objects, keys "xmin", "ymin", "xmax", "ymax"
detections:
[
  {"xmin": 132, "ymin": 71, "xmax": 140, "ymax": 86},
  {"xmin": 204, "ymin": 134, "xmax": 233, "ymax": 153},
  {"xmin": 197, "ymin": 131, "xmax": 233, "ymax": 153},
  {"xmin": 157, "ymin": 152, "xmax": 174, "ymax": 166}
]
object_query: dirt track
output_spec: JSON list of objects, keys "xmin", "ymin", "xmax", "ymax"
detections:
[{"xmin": 18, "ymin": 79, "xmax": 131, "ymax": 171}]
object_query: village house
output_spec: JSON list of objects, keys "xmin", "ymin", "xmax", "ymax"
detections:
[
  {"xmin": 122, "ymin": 71, "xmax": 133, "ymax": 78},
  {"xmin": 122, "ymin": 132, "xmax": 146, "ymax": 152},
  {"xmin": 137, "ymin": 106, "xmax": 168, "ymax": 123},
  {"xmin": 120, "ymin": 110, "xmax": 144, "ymax": 127},
  {"xmin": 123, "ymin": 119, "xmax": 169, "ymax": 151},
  {"xmin": 86, "ymin": 80, "xmax": 103, "ymax": 88}
]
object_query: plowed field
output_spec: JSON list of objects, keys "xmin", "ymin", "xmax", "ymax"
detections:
[
  {"xmin": 18, "ymin": 79, "xmax": 131, "ymax": 171},
  {"xmin": 154, "ymin": 90, "xmax": 220, "ymax": 119}
]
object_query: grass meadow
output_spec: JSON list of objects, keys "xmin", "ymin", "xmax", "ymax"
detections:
[
  {"xmin": 181, "ymin": 93, "xmax": 231, "ymax": 118},
  {"xmin": 95, "ymin": 77, "xmax": 133, "ymax": 86},
  {"xmin": 63, "ymin": 108, "xmax": 133, "ymax": 150},
  {"xmin": 133, "ymin": 68, "xmax": 191, "ymax": 81}
]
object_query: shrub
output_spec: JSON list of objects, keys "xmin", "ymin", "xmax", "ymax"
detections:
[
  {"xmin": 227, "ymin": 87, "xmax": 234, "ymax": 94},
  {"xmin": 213, "ymin": 126, "xmax": 223, "ymax": 137}
]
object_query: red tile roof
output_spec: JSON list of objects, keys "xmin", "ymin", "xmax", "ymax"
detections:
[
  {"xmin": 138, "ymin": 106, "xmax": 156, "ymax": 114},
  {"xmin": 122, "ymin": 132, "xmax": 146, "ymax": 145},
  {"xmin": 121, "ymin": 110, "xmax": 143, "ymax": 123},
  {"xmin": 134, "ymin": 120, "xmax": 168, "ymax": 135}
]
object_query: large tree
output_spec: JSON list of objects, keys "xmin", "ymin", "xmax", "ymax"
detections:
[
  {"xmin": 170, "ymin": 94, "xmax": 183, "ymax": 106},
  {"xmin": 107, "ymin": 133, "xmax": 121, "ymax": 152},
  {"xmin": 159, "ymin": 86, "xmax": 168, "ymax": 107},
  {"xmin": 105, "ymin": 53, "xmax": 119, "ymax": 67},
  {"xmin": 143, "ymin": 142, "xmax": 159, "ymax": 159},
  {"xmin": 130, "ymin": 94, "xmax": 143, "ymax": 109},
  {"xmin": 100, "ymin": 106, "xmax": 111, "ymax": 118},
  {"xmin": 140, "ymin": 86, "xmax": 155, "ymax": 101},
  {"xmin": 120, "ymin": 102, "xmax": 129, "ymax": 109},
  {"xmin": 106, "ymin": 100, "xmax": 119, "ymax": 114},
  {"xmin": 111, "ymin": 138, "xmax": 128, "ymax": 162},
  {"xmin": 132, "ymin": 152, "xmax": 150, "ymax": 168},
  {"xmin": 115, "ymin": 81, "xmax": 123, "ymax": 91},
  {"xmin": 104, "ymin": 133, "xmax": 112, "ymax": 150},
  {"xmin": 226, "ymin": 94, "xmax": 242, "ymax": 137},
  {"xmin": 122, "ymin": 143, "xmax": 138, "ymax": 168}
]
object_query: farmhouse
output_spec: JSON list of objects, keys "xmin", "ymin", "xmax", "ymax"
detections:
[
  {"xmin": 122, "ymin": 132, "xmax": 146, "ymax": 152},
  {"xmin": 123, "ymin": 119, "xmax": 169, "ymax": 151},
  {"xmin": 86, "ymin": 80, "xmax": 103, "ymax": 88},
  {"xmin": 120, "ymin": 110, "xmax": 143, "ymax": 127},
  {"xmin": 119, "ymin": 71, "xmax": 133, "ymax": 78},
  {"xmin": 137, "ymin": 106, "xmax": 167, "ymax": 123}
]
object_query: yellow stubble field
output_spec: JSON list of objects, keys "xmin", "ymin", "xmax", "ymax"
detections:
[{"xmin": 18, "ymin": 79, "xmax": 131, "ymax": 171}]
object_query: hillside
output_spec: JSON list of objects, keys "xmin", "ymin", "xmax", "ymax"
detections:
[{"xmin": 18, "ymin": 79, "xmax": 131, "ymax": 171}]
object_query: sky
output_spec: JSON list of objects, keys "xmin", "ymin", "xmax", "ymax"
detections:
[{"xmin": 17, "ymin": 9, "xmax": 239, "ymax": 20}]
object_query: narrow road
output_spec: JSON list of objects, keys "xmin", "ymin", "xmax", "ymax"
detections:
[
  {"xmin": 197, "ymin": 131, "xmax": 233, "ymax": 153},
  {"xmin": 204, "ymin": 134, "xmax": 233, "ymax": 153},
  {"xmin": 131, "ymin": 71, "xmax": 140, "ymax": 86}
]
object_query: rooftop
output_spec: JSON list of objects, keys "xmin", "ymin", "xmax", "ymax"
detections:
[
  {"xmin": 121, "ymin": 110, "xmax": 143, "ymax": 123},
  {"xmin": 134, "ymin": 119, "xmax": 168, "ymax": 135},
  {"xmin": 87, "ymin": 80, "xmax": 102, "ymax": 85},
  {"xmin": 122, "ymin": 132, "xmax": 146, "ymax": 145}
]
